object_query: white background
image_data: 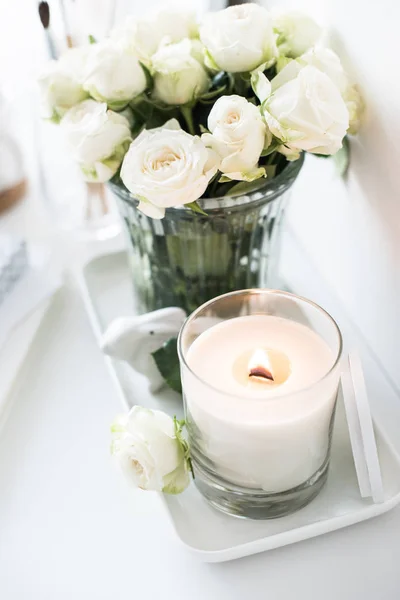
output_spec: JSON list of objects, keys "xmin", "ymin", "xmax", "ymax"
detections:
[
  {"xmin": 1, "ymin": 1, "xmax": 400, "ymax": 598},
  {"xmin": 263, "ymin": 0, "xmax": 400, "ymax": 400}
]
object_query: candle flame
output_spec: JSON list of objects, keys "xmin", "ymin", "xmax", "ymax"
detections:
[{"xmin": 248, "ymin": 348, "xmax": 274, "ymax": 383}]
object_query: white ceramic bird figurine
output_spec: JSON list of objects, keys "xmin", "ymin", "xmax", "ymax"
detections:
[{"xmin": 100, "ymin": 307, "xmax": 186, "ymax": 392}]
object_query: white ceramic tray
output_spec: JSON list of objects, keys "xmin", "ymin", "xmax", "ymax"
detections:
[{"xmin": 77, "ymin": 250, "xmax": 400, "ymax": 563}]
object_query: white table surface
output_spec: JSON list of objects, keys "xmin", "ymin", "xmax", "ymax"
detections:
[
  {"xmin": 0, "ymin": 204, "xmax": 400, "ymax": 600},
  {"xmin": 0, "ymin": 277, "xmax": 399, "ymax": 600}
]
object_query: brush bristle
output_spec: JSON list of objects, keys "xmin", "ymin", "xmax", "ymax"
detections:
[{"xmin": 38, "ymin": 1, "xmax": 50, "ymax": 29}]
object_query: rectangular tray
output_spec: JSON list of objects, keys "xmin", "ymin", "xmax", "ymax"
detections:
[{"xmin": 77, "ymin": 250, "xmax": 400, "ymax": 562}]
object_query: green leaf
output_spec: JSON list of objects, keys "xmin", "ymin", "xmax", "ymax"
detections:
[
  {"xmin": 129, "ymin": 113, "xmax": 144, "ymax": 137},
  {"xmin": 162, "ymin": 460, "xmax": 191, "ymax": 493},
  {"xmin": 49, "ymin": 112, "xmax": 61, "ymax": 125},
  {"xmin": 180, "ymin": 105, "xmax": 196, "ymax": 135},
  {"xmin": 226, "ymin": 72, "xmax": 234, "ymax": 95},
  {"xmin": 139, "ymin": 62, "xmax": 153, "ymax": 92},
  {"xmin": 228, "ymin": 179, "xmax": 266, "ymax": 196},
  {"xmin": 203, "ymin": 48, "xmax": 220, "ymax": 72},
  {"xmin": 151, "ymin": 338, "xmax": 182, "ymax": 394},
  {"xmin": 138, "ymin": 93, "xmax": 178, "ymax": 113},
  {"xmin": 260, "ymin": 139, "xmax": 281, "ymax": 157},
  {"xmin": 333, "ymin": 136, "xmax": 350, "ymax": 177},
  {"xmin": 276, "ymin": 55, "xmax": 292, "ymax": 73},
  {"xmin": 218, "ymin": 175, "xmax": 232, "ymax": 183},
  {"xmin": 199, "ymin": 72, "xmax": 233, "ymax": 105},
  {"xmin": 134, "ymin": 193, "xmax": 150, "ymax": 205},
  {"xmin": 88, "ymin": 34, "xmax": 96, "ymax": 44},
  {"xmin": 241, "ymin": 166, "xmax": 267, "ymax": 182},
  {"xmin": 254, "ymin": 58, "xmax": 276, "ymax": 74},
  {"xmin": 211, "ymin": 71, "xmax": 228, "ymax": 88},
  {"xmin": 233, "ymin": 73, "xmax": 249, "ymax": 96},
  {"xmin": 239, "ymin": 71, "xmax": 251, "ymax": 82},
  {"xmin": 264, "ymin": 164, "xmax": 277, "ymax": 179},
  {"xmin": 250, "ymin": 70, "xmax": 271, "ymax": 103},
  {"xmin": 185, "ymin": 201, "xmax": 207, "ymax": 216},
  {"xmin": 199, "ymin": 85, "xmax": 227, "ymax": 103},
  {"xmin": 173, "ymin": 417, "xmax": 194, "ymax": 479},
  {"xmin": 106, "ymin": 99, "xmax": 131, "ymax": 111},
  {"xmin": 129, "ymin": 97, "xmax": 153, "ymax": 121}
]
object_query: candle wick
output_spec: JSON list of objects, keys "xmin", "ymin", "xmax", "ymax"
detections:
[{"xmin": 249, "ymin": 366, "xmax": 274, "ymax": 382}]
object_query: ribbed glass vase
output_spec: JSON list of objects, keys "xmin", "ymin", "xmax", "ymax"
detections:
[{"xmin": 110, "ymin": 156, "xmax": 304, "ymax": 314}]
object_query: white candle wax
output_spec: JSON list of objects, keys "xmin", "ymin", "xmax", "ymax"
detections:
[{"xmin": 183, "ymin": 315, "xmax": 339, "ymax": 492}]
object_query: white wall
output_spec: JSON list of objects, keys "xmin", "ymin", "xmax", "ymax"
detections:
[{"xmin": 263, "ymin": 0, "xmax": 400, "ymax": 398}]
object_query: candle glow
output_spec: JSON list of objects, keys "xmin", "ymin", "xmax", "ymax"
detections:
[{"xmin": 248, "ymin": 348, "xmax": 274, "ymax": 383}]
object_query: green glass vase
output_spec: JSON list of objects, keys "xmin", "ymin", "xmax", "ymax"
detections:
[{"xmin": 110, "ymin": 156, "xmax": 304, "ymax": 314}]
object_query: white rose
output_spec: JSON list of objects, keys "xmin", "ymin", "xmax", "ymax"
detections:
[
  {"xmin": 111, "ymin": 16, "xmax": 158, "ymax": 64},
  {"xmin": 300, "ymin": 47, "xmax": 348, "ymax": 92},
  {"xmin": 259, "ymin": 62, "xmax": 349, "ymax": 155},
  {"xmin": 111, "ymin": 407, "xmax": 190, "ymax": 494},
  {"xmin": 273, "ymin": 10, "xmax": 321, "ymax": 58},
  {"xmin": 38, "ymin": 47, "xmax": 89, "ymax": 121},
  {"xmin": 83, "ymin": 41, "xmax": 147, "ymax": 110},
  {"xmin": 60, "ymin": 46, "xmax": 90, "ymax": 78},
  {"xmin": 111, "ymin": 9, "xmax": 197, "ymax": 64},
  {"xmin": 152, "ymin": 40, "xmax": 209, "ymax": 106},
  {"xmin": 61, "ymin": 99, "xmax": 131, "ymax": 182},
  {"xmin": 151, "ymin": 7, "xmax": 198, "ymax": 43},
  {"xmin": 299, "ymin": 47, "xmax": 363, "ymax": 134},
  {"xmin": 202, "ymin": 95, "xmax": 268, "ymax": 181},
  {"xmin": 200, "ymin": 3, "xmax": 277, "ymax": 73},
  {"xmin": 189, "ymin": 39, "xmax": 207, "ymax": 67},
  {"xmin": 121, "ymin": 119, "xmax": 219, "ymax": 219}
]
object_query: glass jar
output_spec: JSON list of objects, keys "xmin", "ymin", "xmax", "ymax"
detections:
[
  {"xmin": 178, "ymin": 289, "xmax": 343, "ymax": 519},
  {"xmin": 111, "ymin": 156, "xmax": 304, "ymax": 314},
  {"xmin": 38, "ymin": 119, "xmax": 121, "ymax": 241}
]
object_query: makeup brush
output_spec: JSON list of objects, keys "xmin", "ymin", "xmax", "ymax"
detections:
[
  {"xmin": 38, "ymin": 1, "xmax": 57, "ymax": 59},
  {"xmin": 59, "ymin": 0, "xmax": 74, "ymax": 48}
]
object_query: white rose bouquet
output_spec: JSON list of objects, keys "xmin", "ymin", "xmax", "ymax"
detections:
[{"xmin": 39, "ymin": 3, "xmax": 362, "ymax": 219}]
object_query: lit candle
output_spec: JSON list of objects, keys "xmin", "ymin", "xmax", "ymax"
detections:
[{"xmin": 181, "ymin": 313, "xmax": 340, "ymax": 493}]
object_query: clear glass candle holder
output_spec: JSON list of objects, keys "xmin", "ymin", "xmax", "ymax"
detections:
[{"xmin": 178, "ymin": 290, "xmax": 343, "ymax": 520}]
